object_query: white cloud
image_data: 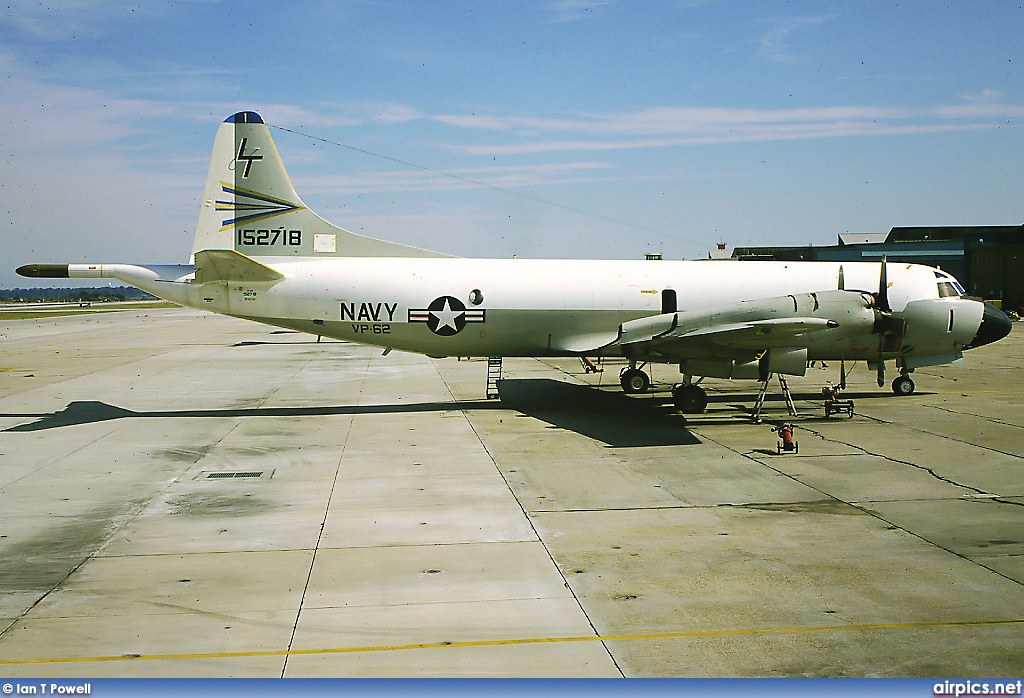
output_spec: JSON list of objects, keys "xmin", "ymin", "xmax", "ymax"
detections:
[
  {"xmin": 756, "ymin": 15, "xmax": 832, "ymax": 63},
  {"xmin": 427, "ymin": 103, "xmax": 1024, "ymax": 155},
  {"xmin": 375, "ymin": 104, "xmax": 424, "ymax": 124},
  {"xmin": 6, "ymin": 89, "xmax": 135, "ymax": 150},
  {"xmin": 295, "ymin": 162, "xmax": 615, "ymax": 196},
  {"xmin": 251, "ymin": 103, "xmax": 430, "ymax": 130},
  {"xmin": 1, "ymin": 0, "xmax": 170, "ymax": 41},
  {"xmin": 547, "ymin": 0, "xmax": 615, "ymax": 23},
  {"xmin": 225, "ymin": 99, "xmax": 1024, "ymax": 160},
  {"xmin": 960, "ymin": 88, "xmax": 1006, "ymax": 103},
  {"xmin": 436, "ymin": 106, "xmax": 911, "ymax": 137},
  {"xmin": 931, "ymin": 103, "xmax": 1024, "ymax": 119}
]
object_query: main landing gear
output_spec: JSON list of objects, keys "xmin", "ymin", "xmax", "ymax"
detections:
[
  {"xmin": 618, "ymin": 363, "xmax": 709, "ymax": 413},
  {"xmin": 619, "ymin": 364, "xmax": 651, "ymax": 394},
  {"xmin": 672, "ymin": 383, "xmax": 708, "ymax": 413}
]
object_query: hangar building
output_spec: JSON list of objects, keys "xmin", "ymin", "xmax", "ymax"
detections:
[{"xmin": 729, "ymin": 225, "xmax": 1024, "ymax": 315}]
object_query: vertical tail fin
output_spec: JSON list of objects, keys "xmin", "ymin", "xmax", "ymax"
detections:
[{"xmin": 192, "ymin": 111, "xmax": 449, "ymax": 260}]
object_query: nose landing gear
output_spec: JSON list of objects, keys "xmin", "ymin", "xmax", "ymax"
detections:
[{"xmin": 892, "ymin": 374, "xmax": 916, "ymax": 396}]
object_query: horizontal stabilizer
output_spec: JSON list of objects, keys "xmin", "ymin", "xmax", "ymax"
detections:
[{"xmin": 194, "ymin": 249, "xmax": 283, "ymax": 283}]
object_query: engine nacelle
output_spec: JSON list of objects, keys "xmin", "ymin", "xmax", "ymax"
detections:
[
  {"xmin": 725, "ymin": 289, "xmax": 876, "ymax": 339},
  {"xmin": 758, "ymin": 347, "xmax": 808, "ymax": 380},
  {"xmin": 681, "ymin": 359, "xmax": 761, "ymax": 380},
  {"xmin": 680, "ymin": 350, "xmax": 810, "ymax": 380},
  {"xmin": 619, "ymin": 288, "xmax": 879, "ymax": 364}
]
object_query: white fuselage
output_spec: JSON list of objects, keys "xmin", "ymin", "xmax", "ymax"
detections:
[{"xmin": 123, "ymin": 257, "xmax": 979, "ymax": 367}]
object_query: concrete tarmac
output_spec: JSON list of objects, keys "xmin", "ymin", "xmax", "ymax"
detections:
[{"xmin": 0, "ymin": 308, "xmax": 1021, "ymax": 677}]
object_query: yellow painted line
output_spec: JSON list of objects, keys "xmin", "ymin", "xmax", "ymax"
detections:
[{"xmin": 1, "ymin": 618, "xmax": 1021, "ymax": 666}]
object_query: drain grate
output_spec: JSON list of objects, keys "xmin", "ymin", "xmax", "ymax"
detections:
[{"xmin": 195, "ymin": 469, "xmax": 274, "ymax": 481}]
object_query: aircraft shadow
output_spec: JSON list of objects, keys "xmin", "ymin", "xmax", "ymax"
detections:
[
  {"xmin": 2, "ymin": 400, "xmax": 490, "ymax": 433},
  {"xmin": 496, "ymin": 379, "xmax": 699, "ymax": 447},
  {"xmin": 2, "ymin": 378, "xmax": 698, "ymax": 448}
]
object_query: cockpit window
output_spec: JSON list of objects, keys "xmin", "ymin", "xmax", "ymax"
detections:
[{"xmin": 937, "ymin": 281, "xmax": 961, "ymax": 298}]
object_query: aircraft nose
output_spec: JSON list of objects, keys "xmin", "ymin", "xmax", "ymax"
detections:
[{"xmin": 967, "ymin": 301, "xmax": 1013, "ymax": 349}]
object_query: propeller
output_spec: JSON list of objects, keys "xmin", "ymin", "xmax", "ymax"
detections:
[
  {"xmin": 871, "ymin": 255, "xmax": 906, "ymax": 387},
  {"xmin": 875, "ymin": 257, "xmax": 888, "ymax": 386}
]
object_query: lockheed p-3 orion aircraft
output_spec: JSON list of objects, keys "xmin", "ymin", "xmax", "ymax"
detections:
[{"xmin": 18, "ymin": 112, "xmax": 1013, "ymax": 413}]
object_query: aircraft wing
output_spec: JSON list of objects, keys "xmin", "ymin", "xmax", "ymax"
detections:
[
  {"xmin": 656, "ymin": 317, "xmax": 838, "ymax": 350},
  {"xmin": 607, "ymin": 313, "xmax": 839, "ymax": 361},
  {"xmin": 595, "ymin": 289, "xmax": 877, "ymax": 361}
]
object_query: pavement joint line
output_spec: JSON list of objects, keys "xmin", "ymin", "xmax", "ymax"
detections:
[
  {"xmin": 435, "ymin": 356, "xmax": 625, "ymax": 674},
  {"xmin": 2, "ymin": 618, "xmax": 1022, "ymax": 666},
  {"xmin": 796, "ymin": 422, "xmax": 993, "ymax": 495},
  {"xmin": 923, "ymin": 403, "xmax": 1024, "ymax": 432},
  {"xmin": 280, "ymin": 355, "xmax": 368, "ymax": 678},
  {"xmin": 726, "ymin": 425, "xmax": 1024, "ymax": 590}
]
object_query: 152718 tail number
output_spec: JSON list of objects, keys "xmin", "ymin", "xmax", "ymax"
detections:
[{"xmin": 236, "ymin": 229, "xmax": 301, "ymax": 247}]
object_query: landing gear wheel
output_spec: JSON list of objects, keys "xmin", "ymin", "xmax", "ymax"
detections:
[
  {"xmin": 891, "ymin": 375, "xmax": 915, "ymax": 396},
  {"xmin": 672, "ymin": 384, "xmax": 708, "ymax": 413},
  {"xmin": 620, "ymin": 368, "xmax": 651, "ymax": 394}
]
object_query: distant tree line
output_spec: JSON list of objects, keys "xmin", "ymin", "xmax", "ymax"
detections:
[{"xmin": 0, "ymin": 287, "xmax": 157, "ymax": 303}]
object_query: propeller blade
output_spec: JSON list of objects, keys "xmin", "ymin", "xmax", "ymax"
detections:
[
  {"xmin": 872, "ymin": 256, "xmax": 904, "ymax": 389},
  {"xmin": 840, "ymin": 357, "xmax": 847, "ymax": 391},
  {"xmin": 876, "ymin": 254, "xmax": 891, "ymax": 312},
  {"xmin": 838, "ymin": 265, "xmax": 845, "ymax": 291}
]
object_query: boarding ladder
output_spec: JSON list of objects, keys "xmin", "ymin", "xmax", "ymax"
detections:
[
  {"xmin": 752, "ymin": 374, "xmax": 798, "ymax": 423},
  {"xmin": 486, "ymin": 357, "xmax": 503, "ymax": 399}
]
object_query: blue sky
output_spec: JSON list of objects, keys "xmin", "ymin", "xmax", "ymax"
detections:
[{"xmin": 2, "ymin": 0, "xmax": 1023, "ymax": 287}]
